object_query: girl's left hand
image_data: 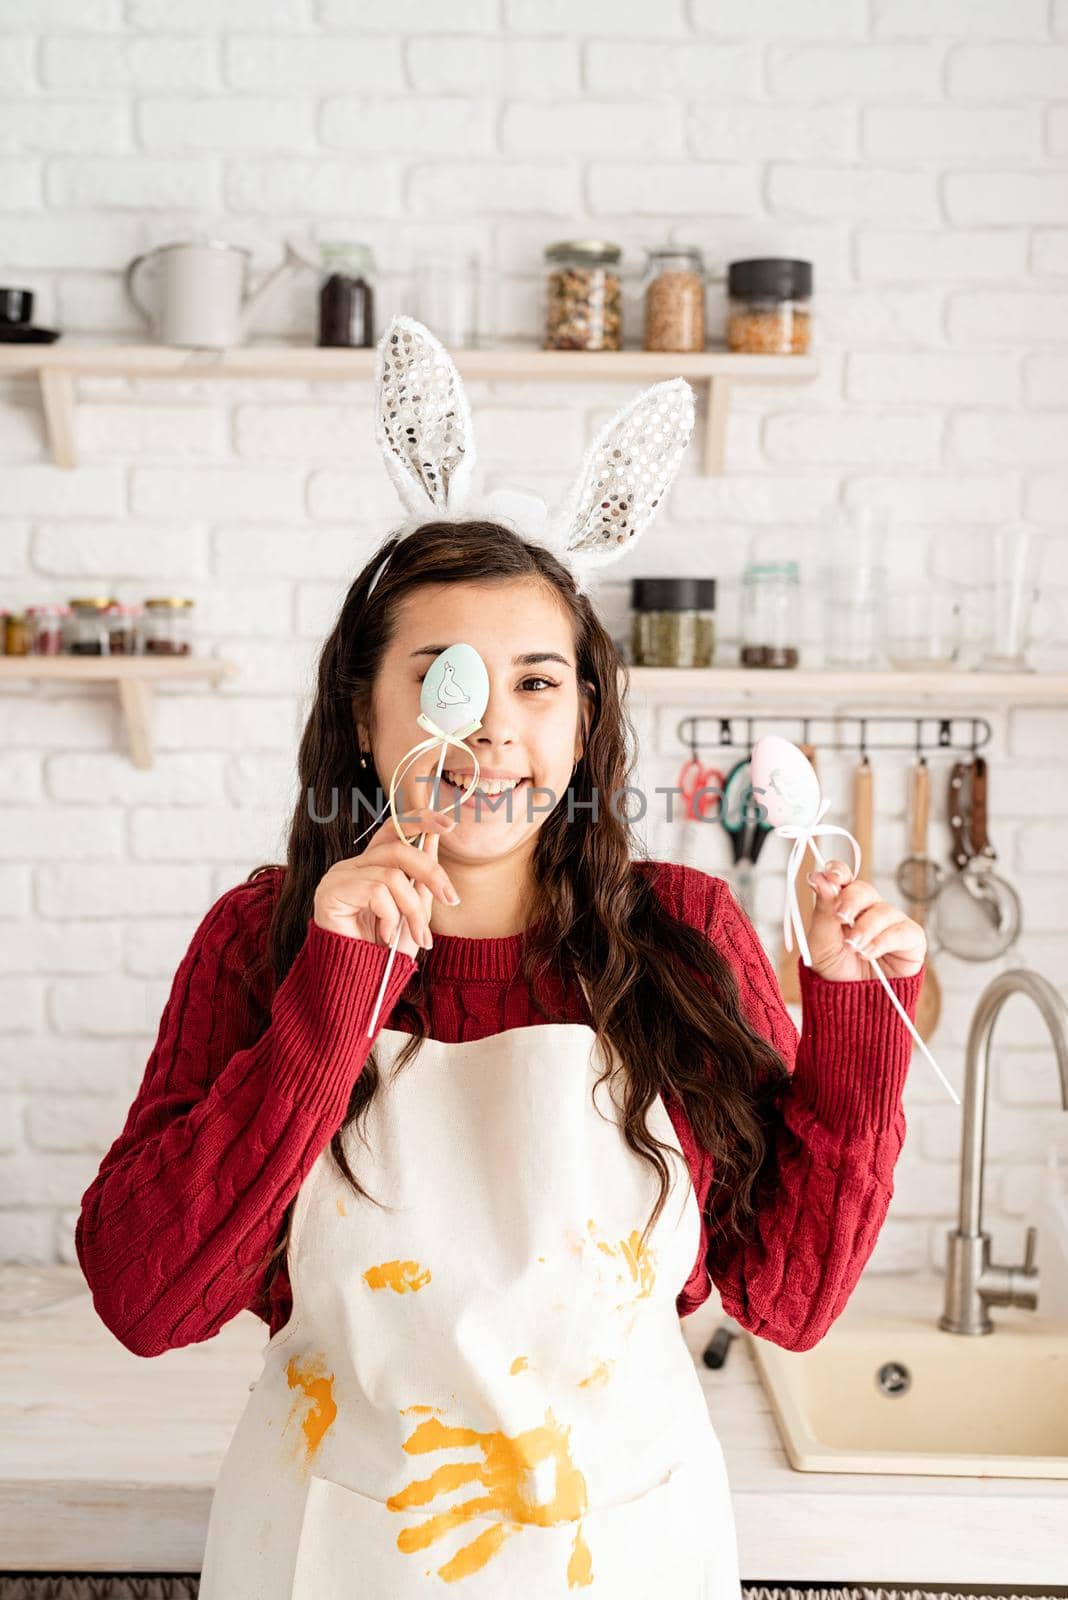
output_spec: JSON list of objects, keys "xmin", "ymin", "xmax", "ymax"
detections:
[{"xmin": 804, "ymin": 860, "xmax": 927, "ymax": 982}]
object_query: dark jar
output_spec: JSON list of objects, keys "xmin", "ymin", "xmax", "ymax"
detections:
[
  {"xmin": 317, "ymin": 242, "xmax": 376, "ymax": 349},
  {"xmin": 630, "ymin": 577, "xmax": 717, "ymax": 668}
]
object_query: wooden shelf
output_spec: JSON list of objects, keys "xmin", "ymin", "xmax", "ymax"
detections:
[
  {"xmin": 624, "ymin": 666, "xmax": 1068, "ymax": 705},
  {"xmin": 0, "ymin": 655, "xmax": 238, "ymax": 769},
  {"xmin": 0, "ymin": 342, "xmax": 819, "ymax": 474}
]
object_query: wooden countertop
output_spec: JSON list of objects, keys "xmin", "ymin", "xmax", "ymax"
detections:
[{"xmin": 1, "ymin": 1265, "xmax": 1065, "ymax": 1585}]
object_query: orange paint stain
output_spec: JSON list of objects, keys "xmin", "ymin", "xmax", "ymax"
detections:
[
  {"xmin": 568, "ymin": 1524, "xmax": 594, "ymax": 1588},
  {"xmin": 577, "ymin": 1358, "xmax": 614, "ymax": 1389},
  {"xmin": 335, "ymin": 1196, "xmax": 347, "ymax": 1216},
  {"xmin": 283, "ymin": 1354, "xmax": 337, "ymax": 1462},
  {"xmin": 585, "ymin": 1219, "xmax": 656, "ymax": 1299},
  {"xmin": 401, "ymin": 1403, "xmax": 445, "ymax": 1416},
  {"xmin": 510, "ymin": 1355, "xmax": 529, "ymax": 1375},
  {"xmin": 362, "ymin": 1259, "xmax": 432, "ymax": 1293},
  {"xmin": 384, "ymin": 1406, "xmax": 592, "ymax": 1583}
]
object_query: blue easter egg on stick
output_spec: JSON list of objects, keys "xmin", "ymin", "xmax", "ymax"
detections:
[{"xmin": 419, "ymin": 642, "xmax": 489, "ymax": 735}]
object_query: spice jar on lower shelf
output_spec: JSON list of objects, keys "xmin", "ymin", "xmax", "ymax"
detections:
[
  {"xmin": 631, "ymin": 578, "xmax": 716, "ymax": 668},
  {"xmin": 727, "ymin": 258, "xmax": 812, "ymax": 355},
  {"xmin": 141, "ymin": 597, "xmax": 194, "ymax": 655},
  {"xmin": 740, "ymin": 561, "xmax": 801, "ymax": 668},
  {"xmin": 544, "ymin": 239, "xmax": 622, "ymax": 351}
]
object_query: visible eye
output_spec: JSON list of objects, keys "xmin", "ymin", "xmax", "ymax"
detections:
[{"xmin": 521, "ymin": 675, "xmax": 557, "ymax": 692}]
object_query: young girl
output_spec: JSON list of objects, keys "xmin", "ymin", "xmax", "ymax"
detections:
[{"xmin": 76, "ymin": 324, "xmax": 926, "ymax": 1599}]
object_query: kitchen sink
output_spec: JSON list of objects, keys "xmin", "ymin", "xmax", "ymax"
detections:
[{"xmin": 748, "ymin": 1298, "xmax": 1068, "ymax": 1478}]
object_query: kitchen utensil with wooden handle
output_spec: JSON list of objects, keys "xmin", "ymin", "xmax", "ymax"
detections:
[
  {"xmin": 900, "ymin": 758, "xmax": 942, "ymax": 1041},
  {"xmin": 776, "ymin": 743, "xmax": 818, "ymax": 1004},
  {"xmin": 853, "ymin": 753, "xmax": 873, "ymax": 879},
  {"xmin": 935, "ymin": 757, "xmax": 1022, "ymax": 961}
]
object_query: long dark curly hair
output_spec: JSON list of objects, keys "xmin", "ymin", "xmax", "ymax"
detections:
[{"xmin": 239, "ymin": 519, "xmax": 791, "ymax": 1321}]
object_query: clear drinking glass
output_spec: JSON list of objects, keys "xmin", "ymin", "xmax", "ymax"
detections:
[
  {"xmin": 885, "ymin": 582, "xmax": 963, "ymax": 671},
  {"xmin": 974, "ymin": 525, "xmax": 1059, "ymax": 673},
  {"xmin": 821, "ymin": 506, "xmax": 889, "ymax": 669},
  {"xmin": 413, "ymin": 250, "xmax": 481, "ymax": 348}
]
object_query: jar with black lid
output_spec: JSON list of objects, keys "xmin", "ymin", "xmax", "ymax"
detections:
[
  {"xmin": 727, "ymin": 258, "xmax": 812, "ymax": 355},
  {"xmin": 544, "ymin": 239, "xmax": 622, "ymax": 351},
  {"xmin": 317, "ymin": 242, "xmax": 376, "ymax": 348},
  {"xmin": 631, "ymin": 577, "xmax": 716, "ymax": 668}
]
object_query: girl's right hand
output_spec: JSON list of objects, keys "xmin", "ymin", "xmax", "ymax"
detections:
[{"xmin": 313, "ymin": 804, "xmax": 460, "ymax": 957}]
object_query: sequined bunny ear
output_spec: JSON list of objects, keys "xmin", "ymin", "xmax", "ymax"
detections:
[
  {"xmin": 545, "ymin": 378, "xmax": 695, "ymax": 583},
  {"xmin": 374, "ymin": 314, "xmax": 477, "ymax": 520}
]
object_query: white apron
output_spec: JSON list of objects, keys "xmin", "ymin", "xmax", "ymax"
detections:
[{"xmin": 197, "ymin": 1015, "xmax": 742, "ymax": 1599}]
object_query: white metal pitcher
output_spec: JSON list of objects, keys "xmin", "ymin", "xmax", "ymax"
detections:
[{"xmin": 123, "ymin": 236, "xmax": 318, "ymax": 350}]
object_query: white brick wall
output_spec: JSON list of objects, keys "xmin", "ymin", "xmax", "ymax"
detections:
[{"xmin": 2, "ymin": 5, "xmax": 1067, "ymax": 1286}]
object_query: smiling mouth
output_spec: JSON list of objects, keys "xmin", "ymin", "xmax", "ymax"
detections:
[{"xmin": 439, "ymin": 772, "xmax": 530, "ymax": 802}]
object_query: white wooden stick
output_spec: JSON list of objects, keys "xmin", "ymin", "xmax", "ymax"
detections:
[{"xmin": 808, "ymin": 841, "xmax": 960, "ymax": 1106}]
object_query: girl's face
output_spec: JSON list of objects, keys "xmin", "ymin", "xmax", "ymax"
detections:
[{"xmin": 363, "ymin": 579, "xmax": 589, "ymax": 865}]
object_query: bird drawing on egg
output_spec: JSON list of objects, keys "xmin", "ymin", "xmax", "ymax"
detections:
[{"xmin": 434, "ymin": 660, "xmax": 471, "ymax": 710}]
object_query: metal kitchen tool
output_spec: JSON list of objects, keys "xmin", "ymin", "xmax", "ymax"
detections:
[
  {"xmin": 895, "ymin": 754, "xmax": 947, "ymax": 906},
  {"xmin": 934, "ymin": 756, "xmax": 1022, "ymax": 961},
  {"xmin": 720, "ymin": 754, "xmax": 773, "ymax": 918}
]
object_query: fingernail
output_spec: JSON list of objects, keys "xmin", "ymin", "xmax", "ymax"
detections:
[
  {"xmin": 446, "ymin": 888, "xmax": 461, "ymax": 905},
  {"xmin": 806, "ymin": 872, "xmax": 819, "ymax": 888},
  {"xmin": 836, "ymin": 909, "xmax": 854, "ymax": 925},
  {"xmin": 422, "ymin": 927, "xmax": 433, "ymax": 949}
]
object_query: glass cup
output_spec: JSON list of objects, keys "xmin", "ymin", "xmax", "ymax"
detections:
[
  {"xmin": 885, "ymin": 582, "xmax": 963, "ymax": 671},
  {"xmin": 973, "ymin": 525, "xmax": 1059, "ymax": 673},
  {"xmin": 413, "ymin": 250, "xmax": 481, "ymax": 348},
  {"xmin": 820, "ymin": 506, "xmax": 889, "ymax": 669}
]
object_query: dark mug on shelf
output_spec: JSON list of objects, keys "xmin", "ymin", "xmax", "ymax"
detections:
[{"xmin": 0, "ymin": 288, "xmax": 33, "ymax": 327}]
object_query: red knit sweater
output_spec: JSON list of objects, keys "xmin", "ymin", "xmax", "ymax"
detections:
[{"xmin": 75, "ymin": 859, "xmax": 924, "ymax": 1360}]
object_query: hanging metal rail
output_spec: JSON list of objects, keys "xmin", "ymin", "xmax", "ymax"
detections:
[{"xmin": 675, "ymin": 713, "xmax": 993, "ymax": 759}]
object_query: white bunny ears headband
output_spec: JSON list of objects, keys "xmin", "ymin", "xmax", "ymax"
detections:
[{"xmin": 366, "ymin": 315, "xmax": 697, "ymax": 597}]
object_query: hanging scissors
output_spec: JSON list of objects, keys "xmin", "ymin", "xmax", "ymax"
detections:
[
  {"xmin": 719, "ymin": 753, "xmax": 774, "ymax": 916},
  {"xmin": 676, "ymin": 751, "xmax": 726, "ymax": 822}
]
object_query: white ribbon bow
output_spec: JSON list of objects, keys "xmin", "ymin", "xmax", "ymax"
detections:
[
  {"xmin": 776, "ymin": 796, "xmax": 862, "ymax": 969},
  {"xmin": 385, "ymin": 710, "xmax": 483, "ymax": 844}
]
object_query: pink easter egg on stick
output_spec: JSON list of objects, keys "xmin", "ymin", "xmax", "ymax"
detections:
[{"xmin": 750, "ymin": 734, "xmax": 821, "ymax": 831}]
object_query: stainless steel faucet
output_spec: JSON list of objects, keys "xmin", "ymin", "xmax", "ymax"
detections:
[{"xmin": 940, "ymin": 968, "xmax": 1068, "ymax": 1335}]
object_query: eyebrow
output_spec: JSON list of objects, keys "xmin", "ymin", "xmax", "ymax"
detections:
[{"xmin": 409, "ymin": 647, "xmax": 573, "ymax": 668}]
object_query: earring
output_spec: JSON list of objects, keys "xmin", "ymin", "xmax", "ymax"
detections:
[{"xmin": 358, "ymin": 749, "xmax": 369, "ymax": 769}]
